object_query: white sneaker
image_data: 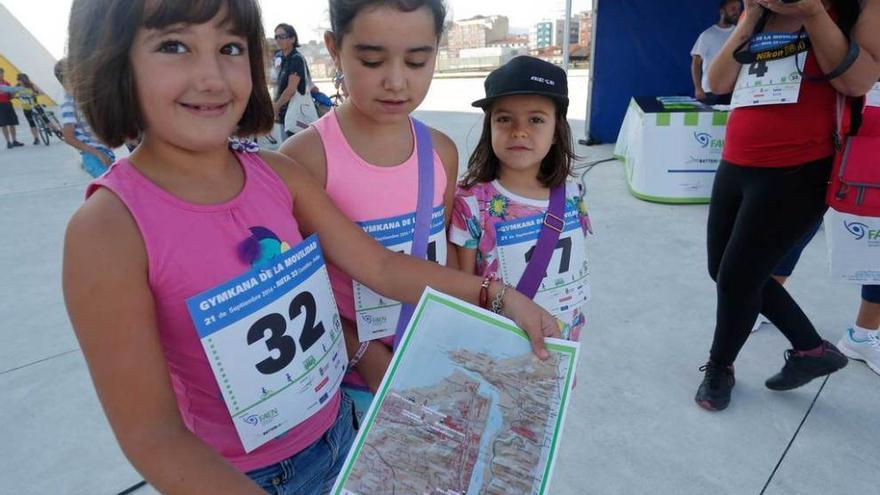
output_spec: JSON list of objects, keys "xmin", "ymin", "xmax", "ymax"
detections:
[
  {"xmin": 837, "ymin": 328, "xmax": 880, "ymax": 376},
  {"xmin": 751, "ymin": 315, "xmax": 769, "ymax": 333}
]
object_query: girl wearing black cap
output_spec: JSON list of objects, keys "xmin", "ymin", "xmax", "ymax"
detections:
[{"xmin": 451, "ymin": 56, "xmax": 593, "ymax": 344}]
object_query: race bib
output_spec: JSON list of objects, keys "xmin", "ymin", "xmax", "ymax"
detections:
[
  {"xmin": 494, "ymin": 205, "xmax": 590, "ymax": 317},
  {"xmin": 187, "ymin": 235, "xmax": 346, "ymax": 453},
  {"xmin": 867, "ymin": 82, "xmax": 880, "ymax": 108},
  {"xmin": 353, "ymin": 206, "xmax": 447, "ymax": 342},
  {"xmin": 731, "ymin": 33, "xmax": 806, "ymax": 109}
]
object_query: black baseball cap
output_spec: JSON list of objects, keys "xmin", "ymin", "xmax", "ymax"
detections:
[{"xmin": 472, "ymin": 56, "xmax": 569, "ymax": 114}]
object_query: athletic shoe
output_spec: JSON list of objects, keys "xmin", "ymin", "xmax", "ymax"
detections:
[
  {"xmin": 765, "ymin": 341, "xmax": 848, "ymax": 391},
  {"xmin": 695, "ymin": 361, "xmax": 735, "ymax": 411},
  {"xmin": 12, "ymin": 141, "xmax": 24, "ymax": 147},
  {"xmin": 752, "ymin": 315, "xmax": 769, "ymax": 333},
  {"xmin": 6, "ymin": 143, "xmax": 11, "ymax": 149},
  {"xmin": 837, "ymin": 328, "xmax": 880, "ymax": 376},
  {"xmin": 33, "ymin": 138, "xmax": 39, "ymax": 145}
]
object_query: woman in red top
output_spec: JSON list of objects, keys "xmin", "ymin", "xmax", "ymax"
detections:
[{"xmin": 695, "ymin": 0, "xmax": 880, "ymax": 411}]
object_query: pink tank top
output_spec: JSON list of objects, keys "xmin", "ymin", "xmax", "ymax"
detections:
[
  {"xmin": 313, "ymin": 111, "xmax": 447, "ymax": 387},
  {"xmin": 86, "ymin": 151, "xmax": 340, "ymax": 473}
]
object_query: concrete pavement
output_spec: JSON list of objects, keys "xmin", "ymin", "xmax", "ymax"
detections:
[{"xmin": 0, "ymin": 102, "xmax": 877, "ymax": 494}]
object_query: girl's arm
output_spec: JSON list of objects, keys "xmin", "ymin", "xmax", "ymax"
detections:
[
  {"xmin": 707, "ymin": 1, "xmax": 765, "ymax": 95},
  {"xmin": 63, "ymin": 190, "xmax": 264, "ymax": 495},
  {"xmin": 455, "ymin": 246, "xmax": 478, "ymax": 275},
  {"xmin": 261, "ymin": 151, "xmax": 558, "ymax": 358},
  {"xmin": 786, "ymin": 0, "xmax": 880, "ymax": 96},
  {"xmin": 431, "ymin": 127, "xmax": 461, "ymax": 270}
]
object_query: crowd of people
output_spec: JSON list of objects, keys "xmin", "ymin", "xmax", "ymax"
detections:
[{"xmin": 45, "ymin": 0, "xmax": 879, "ymax": 493}]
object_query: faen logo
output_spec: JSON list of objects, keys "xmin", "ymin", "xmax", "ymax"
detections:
[
  {"xmin": 530, "ymin": 76, "xmax": 556, "ymax": 86},
  {"xmin": 845, "ymin": 220, "xmax": 880, "ymax": 244},
  {"xmin": 694, "ymin": 132, "xmax": 724, "ymax": 149}
]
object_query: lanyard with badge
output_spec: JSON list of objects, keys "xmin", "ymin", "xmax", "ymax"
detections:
[
  {"xmin": 187, "ymin": 235, "xmax": 347, "ymax": 453},
  {"xmin": 494, "ymin": 186, "xmax": 590, "ymax": 318},
  {"xmin": 351, "ymin": 119, "xmax": 443, "ymax": 346},
  {"xmin": 731, "ymin": 16, "xmax": 810, "ymax": 109}
]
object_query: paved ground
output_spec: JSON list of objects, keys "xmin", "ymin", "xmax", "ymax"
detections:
[{"xmin": 0, "ymin": 77, "xmax": 877, "ymax": 494}]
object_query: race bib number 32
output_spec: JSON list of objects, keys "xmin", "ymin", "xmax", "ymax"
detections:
[{"xmin": 187, "ymin": 234, "xmax": 346, "ymax": 453}]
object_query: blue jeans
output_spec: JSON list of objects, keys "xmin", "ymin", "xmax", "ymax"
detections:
[
  {"xmin": 80, "ymin": 149, "xmax": 114, "ymax": 178},
  {"xmin": 246, "ymin": 392, "xmax": 358, "ymax": 495},
  {"xmin": 773, "ymin": 219, "xmax": 822, "ymax": 277},
  {"xmin": 863, "ymin": 285, "xmax": 880, "ymax": 304},
  {"xmin": 340, "ymin": 385, "xmax": 374, "ymax": 423}
]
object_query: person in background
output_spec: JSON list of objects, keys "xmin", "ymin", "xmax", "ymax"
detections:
[
  {"xmin": 0, "ymin": 67, "xmax": 24, "ymax": 148},
  {"xmin": 691, "ymin": 0, "xmax": 743, "ymax": 104},
  {"xmin": 54, "ymin": 59, "xmax": 115, "ymax": 177},
  {"xmin": 272, "ymin": 23, "xmax": 312, "ymax": 137},
  {"xmin": 695, "ymin": 0, "xmax": 880, "ymax": 411},
  {"xmin": 15, "ymin": 73, "xmax": 43, "ymax": 145}
]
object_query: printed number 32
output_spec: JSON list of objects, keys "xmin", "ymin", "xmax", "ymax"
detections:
[{"xmin": 246, "ymin": 291, "xmax": 325, "ymax": 375}]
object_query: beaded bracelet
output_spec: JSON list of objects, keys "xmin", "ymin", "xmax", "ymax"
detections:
[
  {"xmin": 347, "ymin": 341, "xmax": 370, "ymax": 372},
  {"xmin": 479, "ymin": 273, "xmax": 497, "ymax": 309}
]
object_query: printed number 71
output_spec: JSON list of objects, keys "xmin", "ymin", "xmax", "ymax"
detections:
[{"xmin": 525, "ymin": 237, "xmax": 572, "ymax": 275}]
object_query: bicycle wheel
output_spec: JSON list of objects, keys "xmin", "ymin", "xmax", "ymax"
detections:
[{"xmin": 38, "ymin": 123, "xmax": 50, "ymax": 145}]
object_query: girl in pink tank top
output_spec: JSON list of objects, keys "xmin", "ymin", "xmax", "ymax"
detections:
[
  {"xmin": 279, "ymin": 0, "xmax": 460, "ymax": 419},
  {"xmin": 61, "ymin": 1, "xmax": 557, "ymax": 493}
]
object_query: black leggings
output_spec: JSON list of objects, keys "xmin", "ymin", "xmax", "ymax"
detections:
[{"xmin": 707, "ymin": 157, "xmax": 832, "ymax": 367}]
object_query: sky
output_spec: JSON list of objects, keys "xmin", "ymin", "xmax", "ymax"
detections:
[{"xmin": 2, "ymin": 0, "xmax": 591, "ymax": 60}]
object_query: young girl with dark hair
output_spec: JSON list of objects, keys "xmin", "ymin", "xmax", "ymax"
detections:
[
  {"xmin": 280, "ymin": 0, "xmax": 462, "ymax": 420},
  {"xmin": 695, "ymin": 0, "xmax": 880, "ymax": 411},
  {"xmin": 451, "ymin": 56, "xmax": 592, "ymax": 345},
  {"xmin": 61, "ymin": 0, "xmax": 558, "ymax": 492}
]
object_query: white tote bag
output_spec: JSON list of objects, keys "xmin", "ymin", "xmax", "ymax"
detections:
[
  {"xmin": 825, "ymin": 208, "xmax": 880, "ymax": 284},
  {"xmin": 283, "ymin": 53, "xmax": 319, "ymax": 135}
]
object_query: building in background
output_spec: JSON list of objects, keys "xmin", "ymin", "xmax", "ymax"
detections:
[
  {"xmin": 529, "ymin": 20, "xmax": 554, "ymax": 50},
  {"xmin": 447, "ymin": 15, "xmax": 509, "ymax": 57},
  {"xmin": 578, "ymin": 11, "xmax": 594, "ymax": 47},
  {"xmin": 0, "ymin": 4, "xmax": 62, "ymax": 107}
]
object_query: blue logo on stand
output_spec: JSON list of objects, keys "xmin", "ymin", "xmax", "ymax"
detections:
[{"xmin": 694, "ymin": 132, "xmax": 712, "ymax": 148}]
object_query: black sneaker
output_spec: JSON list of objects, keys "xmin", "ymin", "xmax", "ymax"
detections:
[
  {"xmin": 12, "ymin": 141, "xmax": 24, "ymax": 147},
  {"xmin": 765, "ymin": 341, "xmax": 848, "ymax": 391},
  {"xmin": 695, "ymin": 361, "xmax": 735, "ymax": 411}
]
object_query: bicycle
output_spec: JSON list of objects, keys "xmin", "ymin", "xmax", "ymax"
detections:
[
  {"xmin": 18, "ymin": 90, "xmax": 62, "ymax": 146},
  {"xmin": 31, "ymin": 104, "xmax": 63, "ymax": 146}
]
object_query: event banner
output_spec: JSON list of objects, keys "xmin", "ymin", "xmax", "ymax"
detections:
[{"xmin": 332, "ymin": 288, "xmax": 580, "ymax": 495}]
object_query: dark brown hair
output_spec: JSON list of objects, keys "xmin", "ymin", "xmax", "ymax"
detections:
[
  {"xmin": 460, "ymin": 100, "xmax": 577, "ymax": 190},
  {"xmin": 16, "ymin": 73, "xmax": 36, "ymax": 91},
  {"xmin": 66, "ymin": 0, "xmax": 274, "ymax": 148},
  {"xmin": 329, "ymin": 0, "xmax": 447, "ymax": 44}
]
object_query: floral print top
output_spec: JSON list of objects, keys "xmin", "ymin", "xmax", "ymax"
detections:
[{"xmin": 450, "ymin": 179, "xmax": 592, "ymax": 341}]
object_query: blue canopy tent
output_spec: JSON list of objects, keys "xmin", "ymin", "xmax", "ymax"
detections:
[{"xmin": 584, "ymin": 0, "xmax": 727, "ymax": 144}]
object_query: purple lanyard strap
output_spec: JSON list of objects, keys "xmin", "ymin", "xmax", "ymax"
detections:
[
  {"xmin": 392, "ymin": 119, "xmax": 434, "ymax": 350},
  {"xmin": 515, "ymin": 184, "xmax": 566, "ymax": 299}
]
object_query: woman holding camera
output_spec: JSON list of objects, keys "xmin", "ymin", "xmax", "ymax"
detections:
[{"xmin": 695, "ymin": 0, "xmax": 880, "ymax": 411}]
